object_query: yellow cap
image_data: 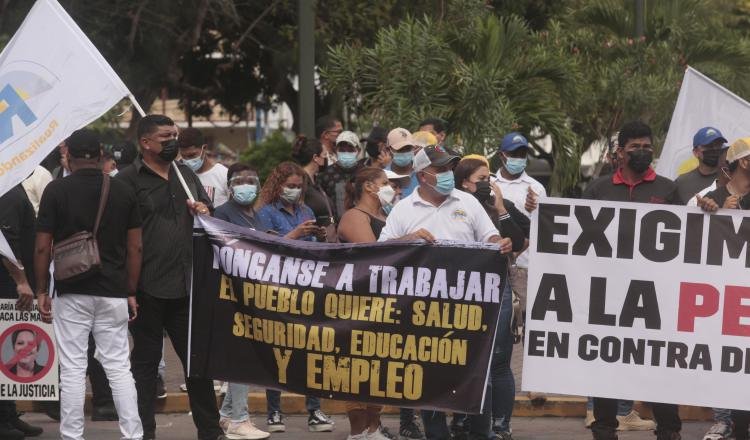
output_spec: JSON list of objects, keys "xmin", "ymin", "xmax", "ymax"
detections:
[
  {"xmin": 412, "ymin": 131, "xmax": 438, "ymax": 148},
  {"xmin": 727, "ymin": 137, "xmax": 750, "ymax": 163},
  {"xmin": 461, "ymin": 154, "xmax": 490, "ymax": 167}
]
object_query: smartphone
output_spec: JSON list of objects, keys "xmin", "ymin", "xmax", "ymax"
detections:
[{"xmin": 316, "ymin": 215, "xmax": 333, "ymax": 227}]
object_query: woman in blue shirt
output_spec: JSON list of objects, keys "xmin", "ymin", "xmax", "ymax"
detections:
[
  {"xmin": 255, "ymin": 161, "xmax": 326, "ymax": 241},
  {"xmin": 254, "ymin": 161, "xmax": 334, "ymax": 433}
]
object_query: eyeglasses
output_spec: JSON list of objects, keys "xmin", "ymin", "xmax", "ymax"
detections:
[{"xmin": 624, "ymin": 143, "xmax": 653, "ymax": 150}]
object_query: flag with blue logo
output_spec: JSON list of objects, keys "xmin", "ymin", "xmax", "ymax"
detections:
[{"xmin": 0, "ymin": 0, "xmax": 136, "ymax": 265}]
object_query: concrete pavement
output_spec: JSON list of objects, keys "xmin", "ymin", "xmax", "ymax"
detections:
[{"xmin": 21, "ymin": 413, "xmax": 714, "ymax": 439}]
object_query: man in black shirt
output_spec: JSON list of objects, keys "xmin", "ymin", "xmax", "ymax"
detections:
[
  {"xmin": 34, "ymin": 129, "xmax": 143, "ymax": 440},
  {"xmin": 583, "ymin": 121, "xmax": 681, "ymax": 440},
  {"xmin": 117, "ymin": 115, "xmax": 222, "ymax": 440},
  {"xmin": 0, "ymin": 185, "xmax": 43, "ymax": 440}
]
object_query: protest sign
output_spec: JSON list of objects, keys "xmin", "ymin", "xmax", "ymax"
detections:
[
  {"xmin": 657, "ymin": 66, "xmax": 750, "ymax": 180},
  {"xmin": 189, "ymin": 216, "xmax": 506, "ymax": 414},
  {"xmin": 522, "ymin": 197, "xmax": 750, "ymax": 410},
  {"xmin": 0, "ymin": 299, "xmax": 57, "ymax": 400}
]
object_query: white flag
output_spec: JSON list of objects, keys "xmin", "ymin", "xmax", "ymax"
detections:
[
  {"xmin": 0, "ymin": 0, "xmax": 136, "ymax": 266},
  {"xmin": 657, "ymin": 66, "xmax": 750, "ymax": 180}
]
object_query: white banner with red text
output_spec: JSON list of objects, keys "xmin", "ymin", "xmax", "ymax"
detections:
[{"xmin": 522, "ymin": 197, "xmax": 750, "ymax": 410}]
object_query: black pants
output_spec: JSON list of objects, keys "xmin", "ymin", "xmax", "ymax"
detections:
[
  {"xmin": 0, "ymin": 401, "xmax": 16, "ymax": 424},
  {"xmin": 88, "ymin": 333, "xmax": 114, "ymax": 407},
  {"xmin": 131, "ymin": 293, "xmax": 220, "ymax": 439},
  {"xmin": 591, "ymin": 397, "xmax": 680, "ymax": 439},
  {"xmin": 733, "ymin": 410, "xmax": 750, "ymax": 440}
]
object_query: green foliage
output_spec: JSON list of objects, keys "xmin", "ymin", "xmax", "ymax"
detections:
[
  {"xmin": 324, "ymin": 10, "xmax": 582, "ymax": 194},
  {"xmin": 238, "ymin": 131, "xmax": 292, "ymax": 182}
]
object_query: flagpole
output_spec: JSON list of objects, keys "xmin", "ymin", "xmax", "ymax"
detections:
[{"xmin": 128, "ymin": 94, "xmax": 197, "ymax": 203}]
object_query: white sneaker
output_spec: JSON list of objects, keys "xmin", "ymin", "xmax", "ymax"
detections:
[
  {"xmin": 616, "ymin": 410, "xmax": 656, "ymax": 431},
  {"xmin": 584, "ymin": 409, "xmax": 594, "ymax": 428},
  {"xmin": 703, "ymin": 421, "xmax": 731, "ymax": 440},
  {"xmin": 226, "ymin": 420, "xmax": 270, "ymax": 440},
  {"xmin": 346, "ymin": 433, "xmax": 367, "ymax": 440},
  {"xmin": 219, "ymin": 416, "xmax": 230, "ymax": 433}
]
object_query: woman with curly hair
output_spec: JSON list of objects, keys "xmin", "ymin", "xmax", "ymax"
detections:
[
  {"xmin": 254, "ymin": 162, "xmax": 334, "ymax": 433},
  {"xmin": 255, "ymin": 161, "xmax": 327, "ymax": 241}
]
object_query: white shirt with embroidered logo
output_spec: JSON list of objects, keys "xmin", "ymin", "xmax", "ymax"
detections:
[
  {"xmin": 494, "ymin": 169, "xmax": 546, "ymax": 268},
  {"xmin": 378, "ymin": 187, "xmax": 498, "ymax": 243}
]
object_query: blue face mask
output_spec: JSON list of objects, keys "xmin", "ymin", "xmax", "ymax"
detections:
[
  {"xmin": 504, "ymin": 157, "xmax": 527, "ymax": 175},
  {"xmin": 426, "ymin": 170, "xmax": 455, "ymax": 195},
  {"xmin": 392, "ymin": 151, "xmax": 414, "ymax": 168},
  {"xmin": 337, "ymin": 152, "xmax": 358, "ymax": 169},
  {"xmin": 183, "ymin": 155, "xmax": 204, "ymax": 172},
  {"xmin": 232, "ymin": 184, "xmax": 258, "ymax": 205}
]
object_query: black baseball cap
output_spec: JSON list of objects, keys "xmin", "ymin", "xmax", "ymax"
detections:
[{"xmin": 67, "ymin": 129, "xmax": 101, "ymax": 159}]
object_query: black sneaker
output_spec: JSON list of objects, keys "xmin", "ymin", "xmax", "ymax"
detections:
[
  {"xmin": 12, "ymin": 414, "xmax": 43, "ymax": 437},
  {"xmin": 399, "ymin": 420, "xmax": 425, "ymax": 440},
  {"xmin": 307, "ymin": 409, "xmax": 334, "ymax": 432},
  {"xmin": 493, "ymin": 432, "xmax": 513, "ymax": 440},
  {"xmin": 266, "ymin": 411, "xmax": 285, "ymax": 432},
  {"xmin": 156, "ymin": 375, "xmax": 167, "ymax": 399}
]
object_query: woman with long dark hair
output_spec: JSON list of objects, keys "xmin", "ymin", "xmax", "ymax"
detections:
[
  {"xmin": 452, "ymin": 157, "xmax": 528, "ymax": 439},
  {"xmin": 336, "ymin": 167, "xmax": 393, "ymax": 439}
]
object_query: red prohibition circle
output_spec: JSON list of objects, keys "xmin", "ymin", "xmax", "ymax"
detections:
[{"xmin": 0, "ymin": 323, "xmax": 55, "ymax": 383}]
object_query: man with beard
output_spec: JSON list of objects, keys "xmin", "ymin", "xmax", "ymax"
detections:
[
  {"xmin": 674, "ymin": 127, "xmax": 728, "ymax": 204},
  {"xmin": 583, "ymin": 121, "xmax": 681, "ymax": 440}
]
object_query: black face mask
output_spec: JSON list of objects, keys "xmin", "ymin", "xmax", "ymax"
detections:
[
  {"xmin": 701, "ymin": 148, "xmax": 722, "ymax": 167},
  {"xmin": 472, "ymin": 180, "xmax": 492, "ymax": 203},
  {"xmin": 157, "ymin": 139, "xmax": 178, "ymax": 162},
  {"xmin": 627, "ymin": 149, "xmax": 652, "ymax": 173}
]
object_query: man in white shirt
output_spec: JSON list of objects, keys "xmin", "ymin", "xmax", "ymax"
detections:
[
  {"xmin": 494, "ymin": 131, "xmax": 546, "ymax": 301},
  {"xmin": 176, "ymin": 127, "xmax": 230, "ymax": 207},
  {"xmin": 379, "ymin": 144, "xmax": 512, "ymax": 440}
]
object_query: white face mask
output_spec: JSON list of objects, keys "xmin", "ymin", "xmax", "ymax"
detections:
[{"xmin": 377, "ymin": 184, "xmax": 396, "ymax": 205}]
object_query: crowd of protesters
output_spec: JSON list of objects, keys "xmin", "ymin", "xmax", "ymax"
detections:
[{"xmin": 0, "ymin": 111, "xmax": 746, "ymax": 440}]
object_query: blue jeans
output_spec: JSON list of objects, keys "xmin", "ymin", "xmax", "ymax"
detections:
[
  {"xmin": 220, "ymin": 383, "xmax": 250, "ymax": 422},
  {"xmin": 425, "ymin": 281, "xmax": 514, "ymax": 439},
  {"xmin": 266, "ymin": 390, "xmax": 319, "ymax": 414},
  {"xmin": 490, "ymin": 281, "xmax": 515, "ymax": 432},
  {"xmin": 586, "ymin": 398, "xmax": 632, "ymax": 416}
]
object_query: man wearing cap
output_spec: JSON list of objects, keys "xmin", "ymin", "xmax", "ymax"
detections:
[
  {"xmin": 674, "ymin": 127, "xmax": 728, "ymax": 205},
  {"xmin": 34, "ymin": 129, "xmax": 143, "ymax": 440},
  {"xmin": 379, "ymin": 145, "xmax": 513, "ymax": 440},
  {"xmin": 699, "ymin": 138, "xmax": 750, "ymax": 211},
  {"xmin": 363, "ymin": 126, "xmax": 391, "ymax": 169},
  {"xmin": 386, "ymin": 128, "xmax": 421, "ymax": 198},
  {"xmin": 318, "ymin": 130, "xmax": 365, "ymax": 220},
  {"xmin": 584, "ymin": 121, "xmax": 681, "ymax": 440},
  {"xmin": 177, "ymin": 127, "xmax": 230, "ymax": 208}
]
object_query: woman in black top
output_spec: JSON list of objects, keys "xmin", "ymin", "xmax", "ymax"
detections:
[
  {"xmin": 454, "ymin": 158, "xmax": 528, "ymax": 252},
  {"xmin": 335, "ymin": 167, "xmax": 393, "ymax": 437},
  {"xmin": 290, "ymin": 135, "xmax": 335, "ymax": 224},
  {"xmin": 337, "ymin": 167, "xmax": 394, "ymax": 243}
]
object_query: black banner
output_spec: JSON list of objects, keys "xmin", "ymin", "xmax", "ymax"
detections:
[{"xmin": 189, "ymin": 216, "xmax": 506, "ymax": 413}]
